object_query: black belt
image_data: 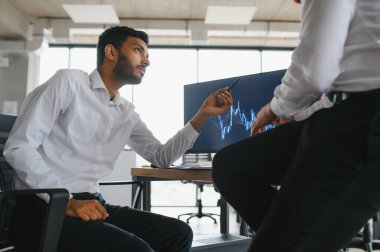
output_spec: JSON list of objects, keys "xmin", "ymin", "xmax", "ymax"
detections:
[{"xmin": 326, "ymin": 88, "xmax": 380, "ymax": 104}]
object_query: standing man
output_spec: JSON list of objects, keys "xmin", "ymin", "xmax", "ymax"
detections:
[
  {"xmin": 212, "ymin": 0, "xmax": 380, "ymax": 251},
  {"xmin": 4, "ymin": 26, "xmax": 233, "ymax": 252}
]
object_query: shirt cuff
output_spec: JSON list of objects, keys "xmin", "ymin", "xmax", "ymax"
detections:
[
  {"xmin": 184, "ymin": 122, "xmax": 200, "ymax": 139},
  {"xmin": 270, "ymin": 96, "xmax": 287, "ymax": 118}
]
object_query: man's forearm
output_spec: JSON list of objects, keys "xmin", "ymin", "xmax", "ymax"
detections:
[{"xmin": 190, "ymin": 110, "xmax": 208, "ymax": 132}]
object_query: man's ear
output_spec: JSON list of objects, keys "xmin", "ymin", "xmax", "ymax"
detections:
[{"xmin": 104, "ymin": 44, "xmax": 118, "ymax": 62}]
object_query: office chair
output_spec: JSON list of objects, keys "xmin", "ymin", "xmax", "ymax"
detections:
[
  {"xmin": 0, "ymin": 114, "xmax": 143, "ymax": 251},
  {"xmin": 0, "ymin": 114, "xmax": 69, "ymax": 252},
  {"xmin": 178, "ymin": 181, "xmax": 220, "ymax": 224},
  {"xmin": 178, "ymin": 153, "xmax": 220, "ymax": 224}
]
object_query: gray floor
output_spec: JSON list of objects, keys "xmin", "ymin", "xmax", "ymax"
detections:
[
  {"xmin": 150, "ymin": 181, "xmax": 378, "ymax": 252},
  {"xmin": 152, "ymin": 206, "xmax": 378, "ymax": 252}
]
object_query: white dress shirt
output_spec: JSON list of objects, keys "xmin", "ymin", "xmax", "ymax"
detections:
[
  {"xmin": 4, "ymin": 69, "xmax": 199, "ymax": 198},
  {"xmin": 271, "ymin": 0, "xmax": 380, "ymax": 120}
]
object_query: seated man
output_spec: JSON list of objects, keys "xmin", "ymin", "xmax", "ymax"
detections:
[
  {"xmin": 4, "ymin": 26, "xmax": 233, "ymax": 252},
  {"xmin": 212, "ymin": 0, "xmax": 380, "ymax": 251}
]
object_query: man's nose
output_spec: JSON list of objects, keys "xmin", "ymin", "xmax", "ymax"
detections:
[
  {"xmin": 142, "ymin": 55, "xmax": 150, "ymax": 67},
  {"xmin": 144, "ymin": 58, "xmax": 150, "ymax": 67}
]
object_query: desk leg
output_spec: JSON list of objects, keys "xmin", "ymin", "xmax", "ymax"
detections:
[
  {"xmin": 132, "ymin": 177, "xmax": 151, "ymax": 211},
  {"xmin": 142, "ymin": 181, "xmax": 151, "ymax": 212},
  {"xmin": 132, "ymin": 176, "xmax": 141, "ymax": 209},
  {"xmin": 220, "ymin": 196, "xmax": 229, "ymax": 234}
]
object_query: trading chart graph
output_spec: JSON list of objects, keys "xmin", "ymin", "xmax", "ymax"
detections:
[{"xmin": 209, "ymin": 101, "xmax": 275, "ymax": 140}]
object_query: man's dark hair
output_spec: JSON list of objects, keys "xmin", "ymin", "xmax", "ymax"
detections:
[{"xmin": 97, "ymin": 26, "xmax": 149, "ymax": 68}]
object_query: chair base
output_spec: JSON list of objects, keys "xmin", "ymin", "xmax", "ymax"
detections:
[
  {"xmin": 178, "ymin": 197, "xmax": 220, "ymax": 224},
  {"xmin": 179, "ymin": 212, "xmax": 219, "ymax": 224}
]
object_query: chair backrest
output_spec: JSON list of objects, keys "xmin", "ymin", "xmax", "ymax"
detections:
[{"xmin": 0, "ymin": 114, "xmax": 17, "ymax": 248}]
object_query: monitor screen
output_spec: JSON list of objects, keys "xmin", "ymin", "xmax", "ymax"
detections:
[{"xmin": 184, "ymin": 69, "xmax": 286, "ymax": 154}]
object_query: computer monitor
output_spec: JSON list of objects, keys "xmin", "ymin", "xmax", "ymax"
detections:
[{"xmin": 184, "ymin": 69, "xmax": 286, "ymax": 154}]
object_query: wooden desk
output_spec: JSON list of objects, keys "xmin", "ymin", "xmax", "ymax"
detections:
[
  {"xmin": 131, "ymin": 167, "xmax": 212, "ymax": 181},
  {"xmin": 131, "ymin": 167, "xmax": 229, "ymax": 234}
]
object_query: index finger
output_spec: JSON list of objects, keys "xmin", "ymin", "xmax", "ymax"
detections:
[
  {"xmin": 250, "ymin": 121, "xmax": 263, "ymax": 136},
  {"xmin": 250, "ymin": 125, "xmax": 258, "ymax": 136},
  {"xmin": 217, "ymin": 91, "xmax": 233, "ymax": 106}
]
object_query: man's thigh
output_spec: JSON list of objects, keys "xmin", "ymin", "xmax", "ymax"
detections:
[
  {"xmin": 12, "ymin": 195, "xmax": 153, "ymax": 252},
  {"xmin": 105, "ymin": 205, "xmax": 193, "ymax": 252},
  {"xmin": 58, "ymin": 216, "xmax": 153, "ymax": 252}
]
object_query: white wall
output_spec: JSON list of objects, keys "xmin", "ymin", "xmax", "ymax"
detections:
[
  {"xmin": 99, "ymin": 149, "xmax": 136, "ymax": 206},
  {"xmin": 0, "ymin": 52, "xmax": 28, "ymax": 115}
]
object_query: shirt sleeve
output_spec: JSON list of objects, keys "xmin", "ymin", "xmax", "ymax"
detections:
[
  {"xmin": 127, "ymin": 116, "xmax": 199, "ymax": 168},
  {"xmin": 271, "ymin": 0, "xmax": 356, "ymax": 119},
  {"xmin": 3, "ymin": 70, "xmax": 73, "ymax": 201}
]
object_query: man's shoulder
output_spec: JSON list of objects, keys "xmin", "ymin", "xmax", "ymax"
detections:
[
  {"xmin": 54, "ymin": 69, "xmax": 90, "ymax": 80},
  {"xmin": 50, "ymin": 69, "xmax": 91, "ymax": 90}
]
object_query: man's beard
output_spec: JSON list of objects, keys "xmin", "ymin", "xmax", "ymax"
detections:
[{"xmin": 113, "ymin": 53, "xmax": 142, "ymax": 84}]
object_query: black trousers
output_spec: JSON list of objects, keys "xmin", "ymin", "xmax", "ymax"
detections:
[
  {"xmin": 12, "ymin": 193, "xmax": 193, "ymax": 252},
  {"xmin": 212, "ymin": 89, "xmax": 380, "ymax": 252}
]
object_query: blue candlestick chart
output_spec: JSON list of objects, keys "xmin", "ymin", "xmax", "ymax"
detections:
[{"xmin": 209, "ymin": 101, "xmax": 275, "ymax": 140}]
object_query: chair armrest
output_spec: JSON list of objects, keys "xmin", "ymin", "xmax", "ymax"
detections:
[
  {"xmin": 0, "ymin": 188, "xmax": 69, "ymax": 252},
  {"xmin": 98, "ymin": 180, "xmax": 143, "ymax": 209}
]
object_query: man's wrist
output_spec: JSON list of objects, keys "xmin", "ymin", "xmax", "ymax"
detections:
[{"xmin": 190, "ymin": 120, "xmax": 200, "ymax": 133}]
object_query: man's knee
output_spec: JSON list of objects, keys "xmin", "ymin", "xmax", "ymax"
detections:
[
  {"xmin": 164, "ymin": 218, "xmax": 193, "ymax": 251},
  {"xmin": 212, "ymin": 149, "xmax": 233, "ymax": 193},
  {"xmin": 212, "ymin": 150, "xmax": 226, "ymax": 181},
  {"xmin": 172, "ymin": 218, "xmax": 193, "ymax": 242}
]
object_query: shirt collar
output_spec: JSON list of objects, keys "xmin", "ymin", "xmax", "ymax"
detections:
[
  {"xmin": 89, "ymin": 69, "xmax": 107, "ymax": 90},
  {"xmin": 89, "ymin": 69, "xmax": 125, "ymax": 107},
  {"xmin": 111, "ymin": 92, "xmax": 123, "ymax": 106}
]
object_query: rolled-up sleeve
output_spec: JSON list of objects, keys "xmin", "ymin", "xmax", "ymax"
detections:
[{"xmin": 127, "ymin": 117, "xmax": 199, "ymax": 168}]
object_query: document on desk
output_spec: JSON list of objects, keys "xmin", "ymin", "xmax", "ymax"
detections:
[{"xmin": 168, "ymin": 164, "xmax": 212, "ymax": 170}]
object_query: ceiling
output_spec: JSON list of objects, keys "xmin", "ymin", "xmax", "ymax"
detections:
[{"xmin": 0, "ymin": 0, "xmax": 302, "ymax": 50}]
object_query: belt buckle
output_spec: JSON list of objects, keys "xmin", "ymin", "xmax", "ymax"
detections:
[{"xmin": 328, "ymin": 92, "xmax": 349, "ymax": 104}]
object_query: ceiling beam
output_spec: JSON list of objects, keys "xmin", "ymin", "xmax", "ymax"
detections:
[
  {"xmin": 47, "ymin": 18, "xmax": 300, "ymax": 42},
  {"xmin": 0, "ymin": 1, "xmax": 31, "ymax": 40},
  {"xmin": 0, "ymin": 17, "xmax": 300, "ymax": 49}
]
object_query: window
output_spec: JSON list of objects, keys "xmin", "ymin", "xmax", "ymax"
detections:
[
  {"xmin": 198, "ymin": 49, "xmax": 261, "ymax": 82},
  {"xmin": 39, "ymin": 47, "xmax": 69, "ymax": 84},
  {"xmin": 132, "ymin": 48, "xmax": 197, "ymax": 141},
  {"xmin": 131, "ymin": 48, "xmax": 197, "ymax": 165},
  {"xmin": 262, "ymin": 50, "xmax": 293, "ymax": 72},
  {"xmin": 69, "ymin": 48, "xmax": 96, "ymax": 74}
]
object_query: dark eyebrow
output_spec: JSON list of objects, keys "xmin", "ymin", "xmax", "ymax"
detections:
[
  {"xmin": 136, "ymin": 44, "xmax": 144, "ymax": 51},
  {"xmin": 135, "ymin": 43, "xmax": 149, "ymax": 58}
]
